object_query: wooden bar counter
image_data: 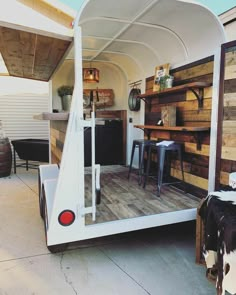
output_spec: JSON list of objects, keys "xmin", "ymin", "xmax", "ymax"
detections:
[
  {"xmin": 34, "ymin": 110, "xmax": 127, "ymax": 165},
  {"xmin": 134, "ymin": 124, "xmax": 210, "ymax": 150}
]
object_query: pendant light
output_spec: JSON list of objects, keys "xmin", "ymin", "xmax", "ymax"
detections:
[{"xmin": 83, "ymin": 66, "xmax": 99, "ymax": 83}]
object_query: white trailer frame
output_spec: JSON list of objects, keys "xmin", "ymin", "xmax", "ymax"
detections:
[
  {"xmin": 38, "ymin": 13, "xmax": 199, "ymax": 252},
  {"xmin": 38, "ymin": 3, "xmax": 224, "ymax": 252}
]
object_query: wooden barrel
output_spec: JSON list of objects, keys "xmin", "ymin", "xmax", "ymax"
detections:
[{"xmin": 0, "ymin": 138, "xmax": 12, "ymax": 177}]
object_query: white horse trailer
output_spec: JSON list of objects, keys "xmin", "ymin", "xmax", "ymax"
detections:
[
  {"xmin": 37, "ymin": 0, "xmax": 226, "ymax": 252},
  {"xmin": 0, "ymin": 0, "xmax": 226, "ymax": 252}
]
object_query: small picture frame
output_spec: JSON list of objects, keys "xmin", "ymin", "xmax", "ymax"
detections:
[{"xmin": 153, "ymin": 63, "xmax": 170, "ymax": 92}]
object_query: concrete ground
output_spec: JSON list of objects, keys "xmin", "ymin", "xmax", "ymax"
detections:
[{"xmin": 0, "ymin": 168, "xmax": 216, "ymax": 295}]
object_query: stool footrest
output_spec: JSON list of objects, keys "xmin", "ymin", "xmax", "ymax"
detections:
[{"xmin": 160, "ymin": 181, "xmax": 183, "ymax": 186}]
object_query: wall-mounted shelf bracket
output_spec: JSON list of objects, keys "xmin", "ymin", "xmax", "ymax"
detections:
[
  {"xmin": 193, "ymin": 133, "xmax": 203, "ymax": 150},
  {"xmin": 138, "ymin": 82, "xmax": 211, "ymax": 111},
  {"xmin": 189, "ymin": 87, "xmax": 204, "ymax": 109},
  {"xmin": 139, "ymin": 97, "xmax": 152, "ymax": 112}
]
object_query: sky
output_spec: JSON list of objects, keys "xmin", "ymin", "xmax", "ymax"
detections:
[{"xmin": 59, "ymin": 0, "xmax": 236, "ymax": 15}]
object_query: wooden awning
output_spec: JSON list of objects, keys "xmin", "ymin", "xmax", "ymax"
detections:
[
  {"xmin": 0, "ymin": 25, "xmax": 72, "ymax": 81},
  {"xmin": 0, "ymin": 0, "xmax": 73, "ymax": 81}
]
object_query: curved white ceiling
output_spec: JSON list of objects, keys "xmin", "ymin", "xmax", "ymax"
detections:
[{"xmin": 77, "ymin": 0, "xmax": 226, "ymax": 81}]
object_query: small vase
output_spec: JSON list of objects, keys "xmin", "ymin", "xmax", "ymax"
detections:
[
  {"xmin": 61, "ymin": 95, "xmax": 72, "ymax": 111},
  {"xmin": 166, "ymin": 76, "xmax": 174, "ymax": 88}
]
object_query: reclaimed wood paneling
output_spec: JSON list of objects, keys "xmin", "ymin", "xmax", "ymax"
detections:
[
  {"xmin": 222, "ymin": 134, "xmax": 236, "ymax": 147},
  {"xmin": 186, "ymin": 87, "xmax": 212, "ymax": 101},
  {"xmin": 221, "ymin": 146, "xmax": 236, "ymax": 161},
  {"xmin": 220, "ymin": 171, "xmax": 230, "ymax": 186},
  {"xmin": 224, "ymin": 78, "xmax": 236, "ymax": 93},
  {"xmin": 144, "ymin": 57, "xmax": 213, "ymax": 197},
  {"xmin": 50, "ymin": 124, "xmax": 65, "ymax": 164},
  {"xmin": 172, "ymin": 61, "xmax": 214, "ymax": 83},
  {"xmin": 172, "ymin": 168, "xmax": 208, "ymax": 190},
  {"xmin": 225, "ymin": 51, "xmax": 236, "ymax": 80},
  {"xmin": 180, "ymin": 109, "xmax": 211, "ymax": 122},
  {"xmin": 224, "ymin": 106, "xmax": 236, "ymax": 120},
  {"xmin": 184, "ymin": 143, "xmax": 209, "ymax": 156},
  {"xmin": 224, "ymin": 93, "xmax": 236, "ymax": 106},
  {"xmin": 222, "ymin": 120, "xmax": 236, "ymax": 133},
  {"xmin": 0, "ymin": 26, "xmax": 72, "ymax": 81},
  {"xmin": 220, "ymin": 159, "xmax": 235, "ymax": 173},
  {"xmin": 218, "ymin": 45, "xmax": 236, "ymax": 188}
]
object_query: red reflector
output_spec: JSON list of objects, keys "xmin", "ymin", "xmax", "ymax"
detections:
[{"xmin": 58, "ymin": 210, "xmax": 75, "ymax": 226}]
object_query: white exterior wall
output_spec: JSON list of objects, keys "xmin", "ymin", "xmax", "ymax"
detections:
[
  {"xmin": 0, "ymin": 77, "xmax": 50, "ymax": 165},
  {"xmin": 0, "ymin": 94, "xmax": 49, "ymax": 141},
  {"xmin": 0, "ymin": 77, "xmax": 49, "ymax": 141}
]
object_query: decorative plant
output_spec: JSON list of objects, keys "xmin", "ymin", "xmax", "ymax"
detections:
[
  {"xmin": 159, "ymin": 75, "xmax": 173, "ymax": 91},
  {"xmin": 57, "ymin": 85, "xmax": 74, "ymax": 97}
]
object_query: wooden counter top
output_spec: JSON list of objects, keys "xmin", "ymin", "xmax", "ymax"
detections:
[
  {"xmin": 134, "ymin": 125, "xmax": 210, "ymax": 132},
  {"xmin": 134, "ymin": 125, "xmax": 210, "ymax": 150},
  {"xmin": 33, "ymin": 111, "xmax": 126, "ymax": 121},
  {"xmin": 33, "ymin": 112, "xmax": 69, "ymax": 121}
]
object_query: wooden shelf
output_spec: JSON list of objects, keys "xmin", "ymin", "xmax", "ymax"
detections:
[
  {"xmin": 134, "ymin": 124, "xmax": 210, "ymax": 150},
  {"xmin": 138, "ymin": 82, "xmax": 212, "ymax": 109},
  {"xmin": 134, "ymin": 125, "xmax": 210, "ymax": 132}
]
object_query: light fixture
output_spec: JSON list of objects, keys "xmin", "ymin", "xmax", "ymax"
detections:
[{"xmin": 83, "ymin": 67, "xmax": 99, "ymax": 83}]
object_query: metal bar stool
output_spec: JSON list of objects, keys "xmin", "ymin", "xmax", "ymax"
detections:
[
  {"xmin": 128, "ymin": 139, "xmax": 157, "ymax": 185},
  {"xmin": 143, "ymin": 141, "xmax": 185, "ymax": 196}
]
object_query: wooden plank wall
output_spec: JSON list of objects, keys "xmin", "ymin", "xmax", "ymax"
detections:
[
  {"xmin": 145, "ymin": 56, "xmax": 214, "ymax": 197},
  {"xmin": 220, "ymin": 46, "xmax": 236, "ymax": 186},
  {"xmin": 50, "ymin": 120, "xmax": 66, "ymax": 164},
  {"xmin": 196, "ymin": 45, "xmax": 236, "ymax": 263},
  {"xmin": 0, "ymin": 26, "xmax": 71, "ymax": 81}
]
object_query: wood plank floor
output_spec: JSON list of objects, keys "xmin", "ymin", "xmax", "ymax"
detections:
[{"xmin": 85, "ymin": 166, "xmax": 200, "ymax": 225}]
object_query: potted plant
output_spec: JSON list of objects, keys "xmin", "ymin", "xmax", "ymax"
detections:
[
  {"xmin": 57, "ymin": 85, "xmax": 74, "ymax": 111},
  {"xmin": 159, "ymin": 75, "xmax": 174, "ymax": 91}
]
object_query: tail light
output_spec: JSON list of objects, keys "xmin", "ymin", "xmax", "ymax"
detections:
[{"xmin": 58, "ymin": 210, "xmax": 75, "ymax": 226}]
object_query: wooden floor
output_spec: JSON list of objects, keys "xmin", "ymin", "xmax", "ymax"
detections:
[{"xmin": 85, "ymin": 166, "xmax": 200, "ymax": 225}]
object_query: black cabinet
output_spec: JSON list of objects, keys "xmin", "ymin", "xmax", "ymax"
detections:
[{"xmin": 84, "ymin": 120, "xmax": 123, "ymax": 166}]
